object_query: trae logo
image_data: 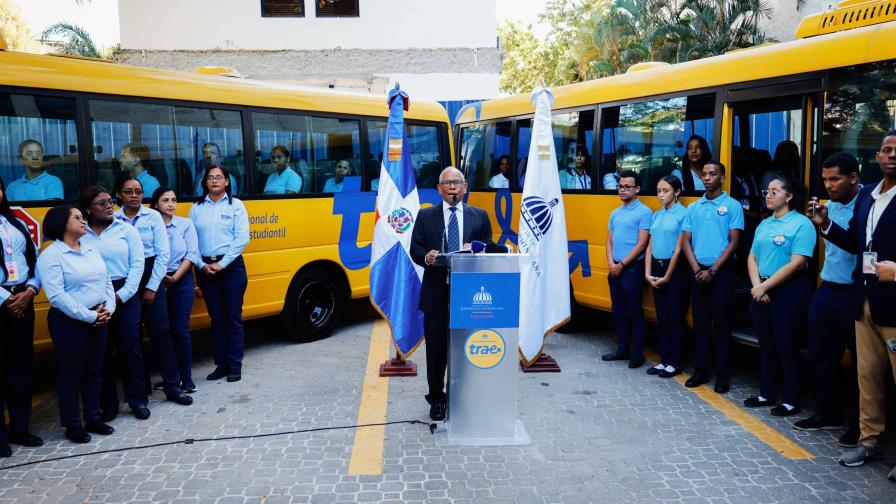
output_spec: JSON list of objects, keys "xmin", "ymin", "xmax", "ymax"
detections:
[{"xmin": 464, "ymin": 329, "xmax": 506, "ymax": 369}]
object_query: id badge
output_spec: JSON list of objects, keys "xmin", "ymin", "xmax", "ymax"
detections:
[
  {"xmin": 887, "ymin": 337, "xmax": 896, "ymax": 354},
  {"xmin": 5, "ymin": 260, "xmax": 18, "ymax": 283},
  {"xmin": 863, "ymin": 252, "xmax": 878, "ymax": 274}
]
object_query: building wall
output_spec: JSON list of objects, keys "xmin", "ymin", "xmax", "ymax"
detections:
[
  {"xmin": 117, "ymin": 0, "xmax": 496, "ymax": 51},
  {"xmin": 762, "ymin": 0, "xmax": 837, "ymax": 42}
]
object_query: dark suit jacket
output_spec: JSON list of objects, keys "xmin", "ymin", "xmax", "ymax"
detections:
[
  {"xmin": 825, "ymin": 182, "xmax": 896, "ymax": 326},
  {"xmin": 410, "ymin": 202, "xmax": 492, "ymax": 312}
]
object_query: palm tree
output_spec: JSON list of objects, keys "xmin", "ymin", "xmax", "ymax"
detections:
[{"xmin": 40, "ymin": 22, "xmax": 102, "ymax": 58}]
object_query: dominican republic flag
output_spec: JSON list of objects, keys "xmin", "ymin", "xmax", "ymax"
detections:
[
  {"xmin": 369, "ymin": 85, "xmax": 425, "ymax": 358},
  {"xmin": 517, "ymin": 87, "xmax": 571, "ymax": 366}
]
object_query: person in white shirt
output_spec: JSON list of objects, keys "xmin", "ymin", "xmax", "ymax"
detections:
[
  {"xmin": 563, "ymin": 145, "xmax": 592, "ymax": 190},
  {"xmin": 488, "ymin": 155, "xmax": 511, "ymax": 188}
]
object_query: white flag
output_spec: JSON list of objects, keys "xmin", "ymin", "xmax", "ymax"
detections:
[{"xmin": 517, "ymin": 87, "xmax": 571, "ymax": 366}]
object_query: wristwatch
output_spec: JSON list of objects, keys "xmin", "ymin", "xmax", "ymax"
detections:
[{"xmin": 709, "ymin": 268, "xmax": 717, "ymax": 276}]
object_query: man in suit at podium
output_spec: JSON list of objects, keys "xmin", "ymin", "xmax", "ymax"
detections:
[{"xmin": 411, "ymin": 166, "xmax": 492, "ymax": 421}]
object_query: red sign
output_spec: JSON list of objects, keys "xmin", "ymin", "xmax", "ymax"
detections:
[{"xmin": 10, "ymin": 207, "xmax": 41, "ymax": 248}]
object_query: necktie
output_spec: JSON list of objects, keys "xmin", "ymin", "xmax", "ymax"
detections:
[{"xmin": 447, "ymin": 206, "xmax": 459, "ymax": 252}]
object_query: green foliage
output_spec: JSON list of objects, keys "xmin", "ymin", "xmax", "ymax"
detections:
[
  {"xmin": 41, "ymin": 21, "xmax": 102, "ymax": 58},
  {"xmin": 499, "ymin": 0, "xmax": 775, "ymax": 91},
  {"xmin": 0, "ymin": 0, "xmax": 40, "ymax": 53}
]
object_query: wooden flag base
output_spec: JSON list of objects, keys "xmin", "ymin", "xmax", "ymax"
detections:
[
  {"xmin": 379, "ymin": 358, "xmax": 417, "ymax": 377},
  {"xmin": 521, "ymin": 353, "xmax": 561, "ymax": 373}
]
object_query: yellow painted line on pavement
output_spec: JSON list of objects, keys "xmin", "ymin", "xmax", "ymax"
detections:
[
  {"xmin": 348, "ymin": 320, "xmax": 392, "ymax": 475},
  {"xmin": 645, "ymin": 351, "xmax": 814, "ymax": 460}
]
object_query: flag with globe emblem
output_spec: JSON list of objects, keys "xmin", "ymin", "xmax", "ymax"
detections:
[
  {"xmin": 517, "ymin": 87, "xmax": 571, "ymax": 366},
  {"xmin": 370, "ymin": 84, "xmax": 425, "ymax": 358}
]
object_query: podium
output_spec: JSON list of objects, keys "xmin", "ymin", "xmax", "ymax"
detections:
[{"xmin": 434, "ymin": 253, "xmax": 530, "ymax": 446}]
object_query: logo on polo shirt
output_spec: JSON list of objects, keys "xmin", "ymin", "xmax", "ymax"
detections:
[
  {"xmin": 717, "ymin": 206, "xmax": 728, "ymax": 216},
  {"xmin": 774, "ymin": 235, "xmax": 786, "ymax": 246}
]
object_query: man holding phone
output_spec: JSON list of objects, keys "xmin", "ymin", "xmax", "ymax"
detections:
[{"xmin": 812, "ymin": 133, "xmax": 896, "ymax": 479}]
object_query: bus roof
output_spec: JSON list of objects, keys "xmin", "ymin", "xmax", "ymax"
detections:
[
  {"xmin": 457, "ymin": 16, "xmax": 896, "ymax": 124},
  {"xmin": 0, "ymin": 50, "xmax": 448, "ymax": 122}
]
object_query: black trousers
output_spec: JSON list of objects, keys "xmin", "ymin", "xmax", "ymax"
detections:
[
  {"xmin": 808, "ymin": 281, "xmax": 859, "ymax": 424},
  {"xmin": 0, "ymin": 300, "xmax": 35, "ymax": 441},
  {"xmin": 691, "ymin": 265, "xmax": 736, "ymax": 378},
  {"xmin": 101, "ymin": 279, "xmax": 147, "ymax": 415},
  {"xmin": 48, "ymin": 308, "xmax": 107, "ymax": 428},
  {"xmin": 423, "ymin": 305, "xmax": 449, "ymax": 405}
]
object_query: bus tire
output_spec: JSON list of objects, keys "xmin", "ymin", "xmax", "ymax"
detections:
[{"xmin": 280, "ymin": 267, "xmax": 345, "ymax": 342}]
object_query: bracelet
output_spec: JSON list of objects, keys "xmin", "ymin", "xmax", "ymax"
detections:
[{"xmin": 25, "ymin": 285, "xmax": 38, "ymax": 295}]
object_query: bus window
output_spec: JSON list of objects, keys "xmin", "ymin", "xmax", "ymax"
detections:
[
  {"xmin": 822, "ymin": 62, "xmax": 896, "ymax": 191},
  {"xmin": 0, "ymin": 93, "xmax": 78, "ymax": 202},
  {"xmin": 458, "ymin": 121, "xmax": 511, "ymax": 190},
  {"xmin": 600, "ymin": 94, "xmax": 714, "ymax": 194},
  {"xmin": 516, "ymin": 118, "xmax": 531, "ymax": 189},
  {"xmin": 554, "ymin": 109, "xmax": 594, "ymax": 192},
  {"xmin": 89, "ymin": 100, "xmax": 243, "ymax": 199},
  {"xmin": 252, "ymin": 112, "xmax": 312, "ymax": 195},
  {"xmin": 366, "ymin": 121, "xmax": 442, "ymax": 191},
  {"xmin": 308, "ymin": 116, "xmax": 361, "ymax": 194}
]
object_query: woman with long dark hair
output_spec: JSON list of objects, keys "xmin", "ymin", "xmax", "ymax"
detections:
[
  {"xmin": 36, "ymin": 205, "xmax": 115, "ymax": 443},
  {"xmin": 151, "ymin": 187, "xmax": 201, "ymax": 393},
  {"xmin": 672, "ymin": 135, "xmax": 711, "ymax": 192},
  {"xmin": 190, "ymin": 165, "xmax": 250, "ymax": 382},
  {"xmin": 744, "ymin": 176, "xmax": 815, "ymax": 417},
  {"xmin": 0, "ymin": 177, "xmax": 43, "ymax": 456}
]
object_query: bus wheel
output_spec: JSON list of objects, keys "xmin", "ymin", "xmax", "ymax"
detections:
[{"xmin": 281, "ymin": 267, "xmax": 344, "ymax": 342}]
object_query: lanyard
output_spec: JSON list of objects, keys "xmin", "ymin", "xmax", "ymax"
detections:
[{"xmin": 0, "ymin": 218, "xmax": 13, "ymax": 255}]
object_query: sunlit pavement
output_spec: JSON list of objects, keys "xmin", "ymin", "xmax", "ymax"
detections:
[{"xmin": 1, "ymin": 308, "xmax": 894, "ymax": 503}]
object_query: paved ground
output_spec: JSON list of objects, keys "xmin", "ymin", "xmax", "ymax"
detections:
[{"xmin": 0, "ymin": 308, "xmax": 894, "ymax": 503}]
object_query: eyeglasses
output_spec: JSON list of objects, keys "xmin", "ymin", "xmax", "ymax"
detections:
[
  {"xmin": 120, "ymin": 189, "xmax": 143, "ymax": 196},
  {"xmin": 92, "ymin": 198, "xmax": 115, "ymax": 208},
  {"xmin": 761, "ymin": 189, "xmax": 787, "ymax": 197},
  {"xmin": 440, "ymin": 179, "xmax": 465, "ymax": 187},
  {"xmin": 617, "ymin": 184, "xmax": 637, "ymax": 191},
  {"xmin": 70, "ymin": 213, "xmax": 86, "ymax": 222},
  {"xmin": 207, "ymin": 175, "xmax": 226, "ymax": 181}
]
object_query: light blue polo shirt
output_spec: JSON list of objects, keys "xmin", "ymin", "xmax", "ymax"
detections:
[
  {"xmin": 820, "ymin": 193, "xmax": 858, "ymax": 284},
  {"xmin": 608, "ymin": 199, "xmax": 652, "ymax": 262},
  {"xmin": 264, "ymin": 167, "xmax": 303, "ymax": 194},
  {"xmin": 750, "ymin": 210, "xmax": 816, "ymax": 277},
  {"xmin": 649, "ymin": 202, "xmax": 687, "ymax": 260},
  {"xmin": 136, "ymin": 170, "xmax": 160, "ymax": 198},
  {"xmin": 682, "ymin": 191, "xmax": 745, "ymax": 265},
  {"xmin": 6, "ymin": 171, "xmax": 64, "ymax": 201}
]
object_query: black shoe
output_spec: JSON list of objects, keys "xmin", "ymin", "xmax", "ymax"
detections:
[
  {"xmin": 100, "ymin": 411, "xmax": 117, "ymax": 423},
  {"xmin": 0, "ymin": 442, "xmax": 10, "ymax": 458},
  {"xmin": 153, "ymin": 381, "xmax": 164, "ymax": 391},
  {"xmin": 182, "ymin": 380, "xmax": 197, "ymax": 393},
  {"xmin": 85, "ymin": 421, "xmax": 114, "ymax": 435},
  {"xmin": 793, "ymin": 414, "xmax": 843, "ymax": 431},
  {"xmin": 132, "ymin": 406, "xmax": 151, "ymax": 420},
  {"xmin": 226, "ymin": 373, "xmax": 241, "ymax": 383},
  {"xmin": 429, "ymin": 401, "xmax": 446, "ymax": 422},
  {"xmin": 65, "ymin": 427, "xmax": 91, "ymax": 444},
  {"xmin": 839, "ymin": 427, "xmax": 860, "ymax": 448},
  {"xmin": 646, "ymin": 365, "xmax": 663, "ymax": 375},
  {"xmin": 658, "ymin": 368, "xmax": 681, "ymax": 379},
  {"xmin": 770, "ymin": 404, "xmax": 801, "ymax": 417},
  {"xmin": 685, "ymin": 372, "xmax": 710, "ymax": 388},
  {"xmin": 166, "ymin": 392, "xmax": 193, "ymax": 405},
  {"xmin": 8, "ymin": 432, "xmax": 44, "ymax": 447},
  {"xmin": 206, "ymin": 367, "xmax": 228, "ymax": 380},
  {"xmin": 601, "ymin": 351, "xmax": 629, "ymax": 362},
  {"xmin": 628, "ymin": 356, "xmax": 645, "ymax": 369},
  {"xmin": 743, "ymin": 396, "xmax": 774, "ymax": 408},
  {"xmin": 714, "ymin": 377, "xmax": 730, "ymax": 394}
]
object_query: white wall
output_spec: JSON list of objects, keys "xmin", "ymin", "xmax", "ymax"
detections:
[
  {"xmin": 762, "ymin": 0, "xmax": 837, "ymax": 42},
  {"xmin": 118, "ymin": 0, "xmax": 497, "ymax": 50},
  {"xmin": 379, "ymin": 73, "xmax": 498, "ymax": 101}
]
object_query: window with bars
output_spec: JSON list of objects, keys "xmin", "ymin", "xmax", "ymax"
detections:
[
  {"xmin": 316, "ymin": 0, "xmax": 359, "ymax": 17},
  {"xmin": 261, "ymin": 0, "xmax": 305, "ymax": 17}
]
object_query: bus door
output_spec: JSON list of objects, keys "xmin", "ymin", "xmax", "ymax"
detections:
[{"xmin": 723, "ymin": 81, "xmax": 822, "ymax": 344}]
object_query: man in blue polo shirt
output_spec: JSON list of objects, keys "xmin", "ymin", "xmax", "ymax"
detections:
[
  {"xmin": 119, "ymin": 143, "xmax": 160, "ymax": 198},
  {"xmin": 681, "ymin": 161, "xmax": 744, "ymax": 393},
  {"xmin": 7, "ymin": 139, "xmax": 64, "ymax": 201},
  {"xmin": 602, "ymin": 170, "xmax": 652, "ymax": 369},
  {"xmin": 795, "ymin": 152, "xmax": 860, "ymax": 446}
]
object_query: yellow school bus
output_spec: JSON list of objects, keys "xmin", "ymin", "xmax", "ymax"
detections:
[
  {"xmin": 455, "ymin": 0, "xmax": 894, "ymax": 344},
  {"xmin": 0, "ymin": 40, "xmax": 452, "ymax": 353}
]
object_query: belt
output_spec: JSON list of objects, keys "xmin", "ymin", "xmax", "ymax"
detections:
[
  {"xmin": 652, "ymin": 258, "xmax": 671, "ymax": 267},
  {"xmin": 822, "ymin": 280, "xmax": 853, "ymax": 291},
  {"xmin": 202, "ymin": 256, "xmax": 221, "ymax": 264},
  {"xmin": 4, "ymin": 283, "xmax": 30, "ymax": 295}
]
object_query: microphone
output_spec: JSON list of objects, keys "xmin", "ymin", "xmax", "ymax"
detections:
[
  {"xmin": 484, "ymin": 241, "xmax": 510, "ymax": 254},
  {"xmin": 470, "ymin": 240, "xmax": 486, "ymax": 253}
]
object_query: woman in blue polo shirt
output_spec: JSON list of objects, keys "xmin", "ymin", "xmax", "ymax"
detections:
[
  {"xmin": 80, "ymin": 185, "xmax": 151, "ymax": 421},
  {"xmin": 744, "ymin": 176, "xmax": 816, "ymax": 416},
  {"xmin": 263, "ymin": 146, "xmax": 303, "ymax": 195},
  {"xmin": 151, "ymin": 187, "xmax": 201, "ymax": 393},
  {"xmin": 644, "ymin": 175, "xmax": 688, "ymax": 378},
  {"xmin": 189, "ymin": 165, "xmax": 250, "ymax": 382}
]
